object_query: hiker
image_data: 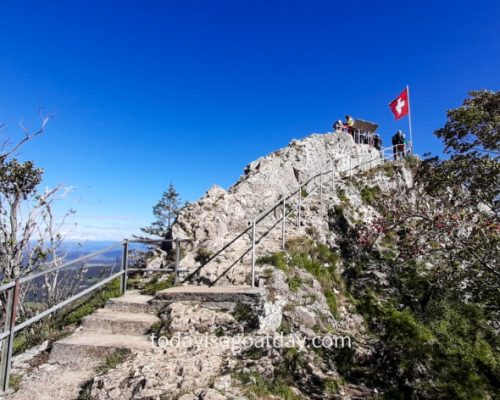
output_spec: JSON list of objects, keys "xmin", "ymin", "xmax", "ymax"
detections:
[
  {"xmin": 344, "ymin": 115, "xmax": 355, "ymax": 139},
  {"xmin": 391, "ymin": 130, "xmax": 405, "ymax": 160},
  {"xmin": 374, "ymin": 133, "xmax": 382, "ymax": 151},
  {"xmin": 398, "ymin": 131, "xmax": 406, "ymax": 158},
  {"xmin": 333, "ymin": 120, "xmax": 343, "ymax": 131}
]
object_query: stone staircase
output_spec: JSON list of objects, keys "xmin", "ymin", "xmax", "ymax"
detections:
[
  {"xmin": 7, "ymin": 135, "xmax": 392, "ymax": 398},
  {"xmin": 49, "ymin": 291, "xmax": 159, "ymax": 366},
  {"xmin": 7, "ymin": 291, "xmax": 160, "ymax": 400},
  {"xmin": 155, "ymin": 285, "xmax": 265, "ymax": 304},
  {"xmin": 8, "ymin": 286, "xmax": 266, "ymax": 399}
]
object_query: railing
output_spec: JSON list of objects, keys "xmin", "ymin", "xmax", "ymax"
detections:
[
  {"xmin": 0, "ymin": 137, "xmax": 414, "ymax": 392},
  {"xmin": 182, "ymin": 138, "xmax": 413, "ymax": 289},
  {"xmin": 0, "ymin": 238, "xmax": 190, "ymax": 392},
  {"xmin": 335, "ymin": 126, "xmax": 379, "ymax": 147},
  {"xmin": 246, "ymin": 142, "xmax": 413, "ymax": 286},
  {"xmin": 247, "ymin": 149, "xmax": 382, "ymax": 287}
]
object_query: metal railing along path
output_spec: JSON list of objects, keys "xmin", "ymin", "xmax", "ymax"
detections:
[
  {"xmin": 246, "ymin": 142, "xmax": 412, "ymax": 288},
  {"xmin": 0, "ymin": 137, "xmax": 413, "ymax": 392},
  {"xmin": 0, "ymin": 238, "xmax": 191, "ymax": 392},
  {"xmin": 184, "ymin": 139, "xmax": 412, "ymax": 289}
]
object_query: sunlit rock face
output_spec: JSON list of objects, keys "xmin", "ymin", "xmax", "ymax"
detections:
[{"xmin": 172, "ymin": 132, "xmax": 383, "ymax": 285}]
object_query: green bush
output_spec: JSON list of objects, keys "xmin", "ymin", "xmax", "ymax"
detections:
[
  {"xmin": 9, "ymin": 373, "xmax": 22, "ymax": 392},
  {"xmin": 194, "ymin": 247, "xmax": 213, "ymax": 264},
  {"xmin": 233, "ymin": 303, "xmax": 259, "ymax": 332},
  {"xmin": 355, "ymin": 293, "xmax": 500, "ymax": 399},
  {"xmin": 337, "ymin": 189, "xmax": 349, "ymax": 203},
  {"xmin": 360, "ymin": 185, "xmax": 381, "ymax": 205}
]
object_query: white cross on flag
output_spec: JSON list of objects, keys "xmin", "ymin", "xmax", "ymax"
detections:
[{"xmin": 389, "ymin": 88, "xmax": 409, "ymax": 120}]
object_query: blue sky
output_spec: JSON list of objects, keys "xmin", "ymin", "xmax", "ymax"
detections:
[{"xmin": 1, "ymin": 1, "xmax": 498, "ymax": 240}]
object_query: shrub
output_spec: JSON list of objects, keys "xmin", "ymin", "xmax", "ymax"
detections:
[
  {"xmin": 233, "ymin": 303, "xmax": 259, "ymax": 332},
  {"xmin": 257, "ymin": 252, "xmax": 288, "ymax": 272},
  {"xmin": 288, "ymin": 276, "xmax": 303, "ymax": 293},
  {"xmin": 141, "ymin": 274, "xmax": 174, "ymax": 296},
  {"xmin": 337, "ymin": 189, "xmax": 349, "ymax": 203},
  {"xmin": 324, "ymin": 289, "xmax": 340, "ymax": 318},
  {"xmin": 194, "ymin": 248, "xmax": 213, "ymax": 264},
  {"xmin": 360, "ymin": 185, "xmax": 381, "ymax": 206}
]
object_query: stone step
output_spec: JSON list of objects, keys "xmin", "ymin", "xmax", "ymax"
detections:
[
  {"xmin": 155, "ymin": 285, "xmax": 265, "ymax": 304},
  {"xmin": 105, "ymin": 290, "xmax": 156, "ymax": 314},
  {"xmin": 50, "ymin": 333, "xmax": 153, "ymax": 365},
  {"xmin": 81, "ymin": 309, "xmax": 160, "ymax": 335}
]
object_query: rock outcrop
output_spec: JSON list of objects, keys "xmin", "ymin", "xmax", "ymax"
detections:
[
  {"xmin": 173, "ymin": 132, "xmax": 382, "ymax": 285},
  {"xmin": 9, "ymin": 131, "xmax": 416, "ymax": 400},
  {"xmin": 87, "ymin": 132, "xmax": 413, "ymax": 399}
]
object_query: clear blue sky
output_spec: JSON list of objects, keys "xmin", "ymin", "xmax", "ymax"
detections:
[{"xmin": 1, "ymin": 1, "xmax": 498, "ymax": 240}]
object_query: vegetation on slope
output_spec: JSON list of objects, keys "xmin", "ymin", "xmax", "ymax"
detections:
[{"xmin": 338, "ymin": 90, "xmax": 500, "ymax": 399}]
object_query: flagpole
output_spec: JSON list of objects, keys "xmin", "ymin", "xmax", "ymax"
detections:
[{"xmin": 407, "ymin": 84, "xmax": 414, "ymax": 154}]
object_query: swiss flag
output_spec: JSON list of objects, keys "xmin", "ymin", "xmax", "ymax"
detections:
[{"xmin": 389, "ymin": 88, "xmax": 409, "ymax": 120}]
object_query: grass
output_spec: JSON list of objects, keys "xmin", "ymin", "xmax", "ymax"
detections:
[
  {"xmin": 195, "ymin": 247, "xmax": 213, "ymax": 264},
  {"xmin": 96, "ymin": 348, "xmax": 132, "ymax": 374},
  {"xmin": 257, "ymin": 252, "xmax": 289, "ymax": 272},
  {"xmin": 13, "ymin": 278, "xmax": 122, "ymax": 355},
  {"xmin": 324, "ymin": 289, "xmax": 340, "ymax": 318},
  {"xmin": 360, "ymin": 185, "xmax": 381, "ymax": 206},
  {"xmin": 337, "ymin": 188, "xmax": 349, "ymax": 203},
  {"xmin": 141, "ymin": 274, "xmax": 175, "ymax": 296},
  {"xmin": 63, "ymin": 278, "xmax": 122, "ymax": 325},
  {"xmin": 235, "ymin": 371, "xmax": 304, "ymax": 400},
  {"xmin": 288, "ymin": 276, "xmax": 303, "ymax": 293},
  {"xmin": 77, "ymin": 348, "xmax": 132, "ymax": 399},
  {"xmin": 381, "ymin": 162, "xmax": 396, "ymax": 178},
  {"xmin": 9, "ymin": 373, "xmax": 22, "ymax": 392},
  {"xmin": 285, "ymin": 238, "xmax": 344, "ymax": 320}
]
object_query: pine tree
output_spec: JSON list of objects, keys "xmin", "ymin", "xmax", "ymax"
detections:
[{"xmin": 141, "ymin": 182, "xmax": 181, "ymax": 238}]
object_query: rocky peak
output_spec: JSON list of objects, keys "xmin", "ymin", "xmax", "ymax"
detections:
[{"xmin": 172, "ymin": 132, "xmax": 385, "ymax": 284}]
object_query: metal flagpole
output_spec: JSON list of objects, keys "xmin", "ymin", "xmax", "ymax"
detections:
[{"xmin": 407, "ymin": 85, "xmax": 414, "ymax": 154}]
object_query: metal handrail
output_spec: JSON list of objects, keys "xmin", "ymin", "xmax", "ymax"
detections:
[
  {"xmin": 246, "ymin": 141, "xmax": 414, "ymax": 287},
  {"xmin": 0, "ymin": 137, "xmax": 414, "ymax": 391},
  {"xmin": 0, "ymin": 237, "xmax": 189, "ymax": 391},
  {"xmin": 186, "ymin": 141, "xmax": 413, "ymax": 290},
  {"xmin": 18, "ymin": 243, "xmax": 124, "ymax": 284},
  {"xmin": 13, "ymin": 270, "xmax": 124, "ymax": 333}
]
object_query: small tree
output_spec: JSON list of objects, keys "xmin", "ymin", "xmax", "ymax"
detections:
[
  {"xmin": 0, "ymin": 114, "xmax": 77, "ymax": 316},
  {"xmin": 141, "ymin": 182, "xmax": 181, "ymax": 239}
]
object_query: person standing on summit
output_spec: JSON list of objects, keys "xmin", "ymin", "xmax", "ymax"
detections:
[
  {"xmin": 391, "ymin": 130, "xmax": 406, "ymax": 160},
  {"xmin": 344, "ymin": 115, "xmax": 355, "ymax": 139}
]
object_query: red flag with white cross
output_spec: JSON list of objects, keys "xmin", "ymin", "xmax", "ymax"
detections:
[{"xmin": 389, "ymin": 88, "xmax": 409, "ymax": 120}]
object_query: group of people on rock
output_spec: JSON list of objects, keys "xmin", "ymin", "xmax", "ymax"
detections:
[{"xmin": 333, "ymin": 115, "xmax": 408, "ymax": 160}]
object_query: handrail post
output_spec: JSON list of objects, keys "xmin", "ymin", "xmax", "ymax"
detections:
[
  {"xmin": 174, "ymin": 239, "xmax": 180, "ymax": 286},
  {"xmin": 251, "ymin": 221, "xmax": 256, "ymax": 288},
  {"xmin": 320, "ymin": 173, "xmax": 323, "ymax": 205},
  {"xmin": 0, "ymin": 279, "xmax": 20, "ymax": 392},
  {"xmin": 120, "ymin": 239, "xmax": 129, "ymax": 294},
  {"xmin": 281, "ymin": 198, "xmax": 286, "ymax": 251},
  {"xmin": 297, "ymin": 185, "xmax": 302, "ymax": 226}
]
